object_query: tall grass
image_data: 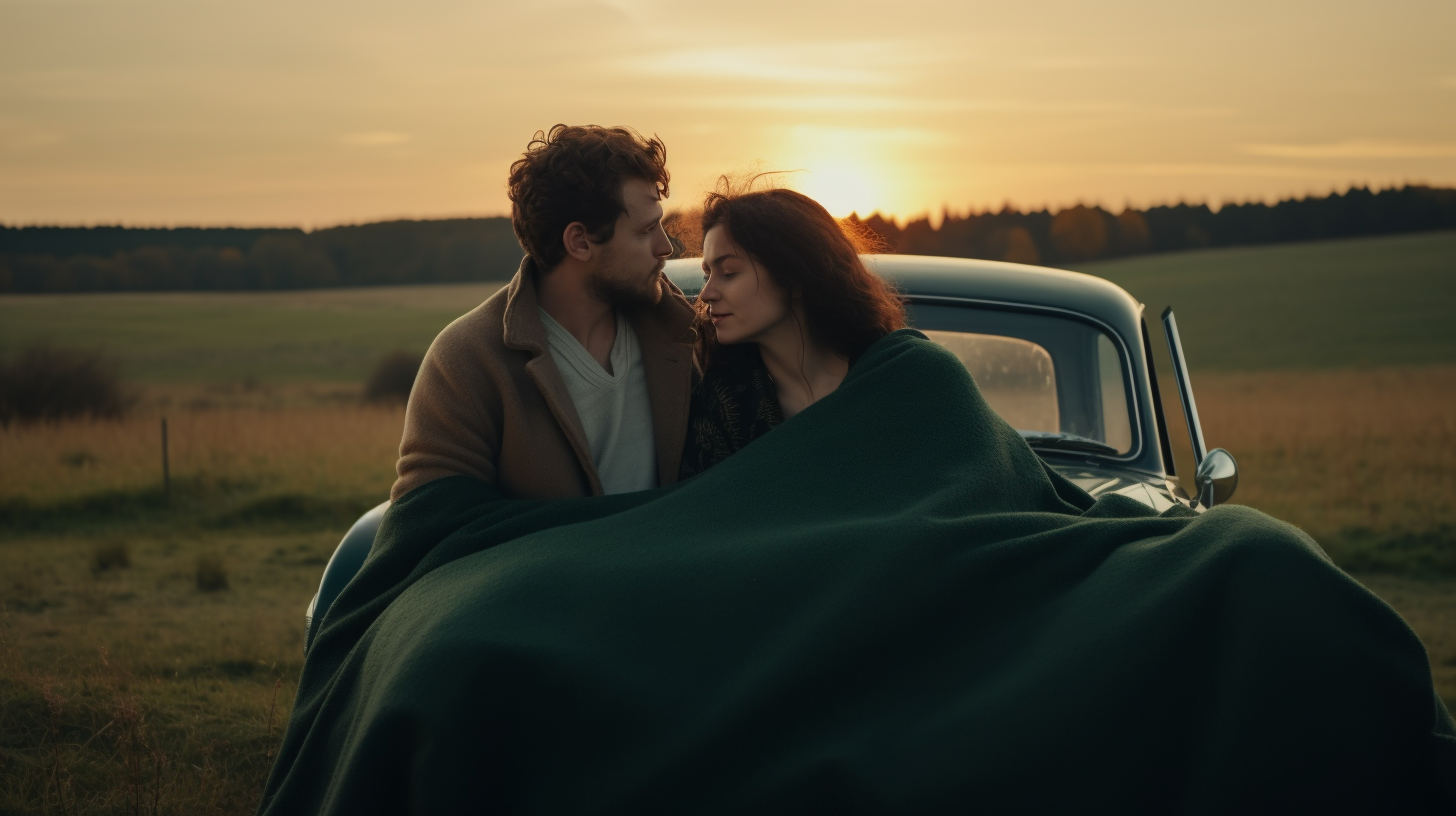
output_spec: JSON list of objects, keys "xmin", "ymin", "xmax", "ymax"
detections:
[
  {"xmin": 1, "ymin": 528, "xmax": 332, "ymax": 815},
  {"xmin": 1196, "ymin": 366, "xmax": 1456, "ymax": 573},
  {"xmin": 0, "ymin": 404, "xmax": 403, "ymax": 525},
  {"xmin": 5, "ymin": 368, "xmax": 1451, "ymax": 569}
]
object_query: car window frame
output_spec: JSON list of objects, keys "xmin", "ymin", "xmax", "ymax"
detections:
[{"xmin": 904, "ymin": 294, "xmax": 1146, "ymax": 466}]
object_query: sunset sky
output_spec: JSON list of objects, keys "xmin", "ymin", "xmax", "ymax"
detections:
[{"xmin": 1, "ymin": 0, "xmax": 1453, "ymax": 226}]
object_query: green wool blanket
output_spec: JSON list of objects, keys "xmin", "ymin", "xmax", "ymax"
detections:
[{"xmin": 260, "ymin": 330, "xmax": 1456, "ymax": 815}]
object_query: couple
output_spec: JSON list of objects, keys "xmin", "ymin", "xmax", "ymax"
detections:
[
  {"xmin": 262, "ymin": 125, "xmax": 1456, "ymax": 815},
  {"xmin": 391, "ymin": 123, "xmax": 904, "ymax": 503}
]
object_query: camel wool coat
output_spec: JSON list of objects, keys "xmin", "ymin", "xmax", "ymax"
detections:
[{"xmin": 391, "ymin": 257, "xmax": 698, "ymax": 501}]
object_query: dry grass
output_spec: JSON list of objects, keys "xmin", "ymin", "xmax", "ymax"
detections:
[
  {"xmin": 1, "ymin": 530, "xmax": 332, "ymax": 814},
  {"xmin": 1, "ymin": 401, "xmax": 403, "ymax": 508},
  {"xmin": 1193, "ymin": 366, "xmax": 1456, "ymax": 572}
]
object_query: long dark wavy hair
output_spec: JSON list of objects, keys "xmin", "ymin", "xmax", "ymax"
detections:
[{"xmin": 694, "ymin": 181, "xmax": 906, "ymax": 370}]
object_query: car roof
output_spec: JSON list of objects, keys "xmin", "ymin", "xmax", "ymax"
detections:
[{"xmin": 664, "ymin": 254, "xmax": 1146, "ymax": 332}]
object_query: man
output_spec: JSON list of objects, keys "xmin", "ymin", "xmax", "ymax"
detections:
[{"xmin": 391, "ymin": 125, "xmax": 696, "ymax": 501}]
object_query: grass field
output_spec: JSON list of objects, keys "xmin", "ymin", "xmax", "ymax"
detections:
[
  {"xmin": 1074, "ymin": 229, "xmax": 1456, "ymax": 371},
  {"xmin": 2, "ymin": 230, "xmax": 1453, "ymax": 384},
  {"xmin": 3, "ymin": 230, "xmax": 1455, "ymax": 813},
  {"xmin": 1195, "ymin": 367, "xmax": 1456, "ymax": 573},
  {"xmin": 0, "ymin": 283, "xmax": 506, "ymax": 383}
]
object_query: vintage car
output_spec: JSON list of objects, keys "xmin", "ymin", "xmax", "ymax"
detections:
[{"xmin": 302, "ymin": 254, "xmax": 1238, "ymax": 653}]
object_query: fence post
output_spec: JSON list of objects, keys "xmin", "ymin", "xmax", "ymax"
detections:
[{"xmin": 161, "ymin": 417, "xmax": 170, "ymax": 503}]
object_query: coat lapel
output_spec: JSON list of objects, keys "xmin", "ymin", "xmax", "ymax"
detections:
[
  {"xmin": 627, "ymin": 276, "xmax": 698, "ymax": 487},
  {"xmin": 502, "ymin": 258, "xmax": 603, "ymax": 496}
]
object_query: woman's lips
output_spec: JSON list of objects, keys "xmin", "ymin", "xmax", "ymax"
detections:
[{"xmin": 710, "ymin": 313, "xmax": 730, "ymax": 325}]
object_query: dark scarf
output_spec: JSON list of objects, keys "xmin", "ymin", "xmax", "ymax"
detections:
[{"xmin": 679, "ymin": 342, "xmax": 784, "ymax": 480}]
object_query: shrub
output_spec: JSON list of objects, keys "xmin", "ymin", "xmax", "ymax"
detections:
[
  {"xmin": 363, "ymin": 350, "xmax": 423, "ymax": 404},
  {"xmin": 196, "ymin": 554, "xmax": 229, "ymax": 591},
  {"xmin": 93, "ymin": 540, "xmax": 130, "ymax": 571},
  {"xmin": 0, "ymin": 344, "xmax": 133, "ymax": 428}
]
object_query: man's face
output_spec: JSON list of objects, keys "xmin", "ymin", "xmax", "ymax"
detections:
[{"xmin": 588, "ymin": 177, "xmax": 672, "ymax": 307}]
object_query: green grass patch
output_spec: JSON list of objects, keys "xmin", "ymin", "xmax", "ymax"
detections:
[
  {"xmin": 0, "ymin": 282, "xmax": 506, "ymax": 383},
  {"xmin": 0, "ymin": 481, "xmax": 378, "ymax": 535},
  {"xmin": 1324, "ymin": 526, "xmax": 1456, "ymax": 577},
  {"xmin": 1072, "ymin": 230, "xmax": 1456, "ymax": 371},
  {"xmin": 1, "ymin": 528, "xmax": 331, "ymax": 814},
  {"xmin": 2, "ymin": 230, "xmax": 1453, "ymax": 382}
]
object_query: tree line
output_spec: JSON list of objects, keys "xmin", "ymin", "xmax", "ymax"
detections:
[
  {"xmin": 855, "ymin": 185, "xmax": 1456, "ymax": 266},
  {"xmin": 0, "ymin": 219, "xmax": 525, "ymax": 293},
  {"xmin": 2, "ymin": 185, "xmax": 1453, "ymax": 293}
]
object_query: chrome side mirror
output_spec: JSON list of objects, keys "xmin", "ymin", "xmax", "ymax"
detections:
[
  {"xmin": 1161, "ymin": 308, "xmax": 1240, "ymax": 509},
  {"xmin": 1194, "ymin": 447, "xmax": 1238, "ymax": 508}
]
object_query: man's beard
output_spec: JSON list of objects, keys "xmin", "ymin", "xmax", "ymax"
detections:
[{"xmin": 590, "ymin": 258, "xmax": 665, "ymax": 308}]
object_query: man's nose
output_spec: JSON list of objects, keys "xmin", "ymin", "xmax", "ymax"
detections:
[{"xmin": 653, "ymin": 226, "xmax": 673, "ymax": 258}]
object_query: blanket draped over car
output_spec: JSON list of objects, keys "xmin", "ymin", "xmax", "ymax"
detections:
[{"xmin": 259, "ymin": 330, "xmax": 1456, "ymax": 815}]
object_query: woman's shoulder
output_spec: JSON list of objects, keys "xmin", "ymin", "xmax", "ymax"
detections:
[{"xmin": 853, "ymin": 328, "xmax": 938, "ymax": 365}]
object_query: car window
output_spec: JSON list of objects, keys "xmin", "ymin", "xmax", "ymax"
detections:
[
  {"xmin": 909, "ymin": 303, "xmax": 1136, "ymax": 455},
  {"xmin": 920, "ymin": 331, "xmax": 1059, "ymax": 432},
  {"xmin": 1097, "ymin": 333, "xmax": 1132, "ymax": 452}
]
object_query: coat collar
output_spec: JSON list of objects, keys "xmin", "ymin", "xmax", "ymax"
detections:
[
  {"xmin": 502, "ymin": 256, "xmax": 550, "ymax": 356},
  {"xmin": 501, "ymin": 255, "xmax": 699, "ymax": 492}
]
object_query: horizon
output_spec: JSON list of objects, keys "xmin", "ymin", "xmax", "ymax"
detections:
[
  {"xmin": 2, "ymin": 0, "xmax": 1453, "ymax": 226},
  {"xmin": 0, "ymin": 181, "xmax": 1440, "ymax": 233}
]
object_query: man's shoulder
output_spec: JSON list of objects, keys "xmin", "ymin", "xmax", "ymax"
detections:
[{"xmin": 428, "ymin": 284, "xmax": 515, "ymax": 362}]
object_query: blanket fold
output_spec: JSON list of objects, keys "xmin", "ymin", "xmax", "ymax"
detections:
[{"xmin": 261, "ymin": 330, "xmax": 1456, "ymax": 815}]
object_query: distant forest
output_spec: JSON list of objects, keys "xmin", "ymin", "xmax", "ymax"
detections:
[
  {"xmin": 854, "ymin": 184, "xmax": 1456, "ymax": 266},
  {"xmin": 2, "ymin": 185, "xmax": 1453, "ymax": 293}
]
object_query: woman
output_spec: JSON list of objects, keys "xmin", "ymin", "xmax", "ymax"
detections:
[{"xmin": 680, "ymin": 183, "xmax": 908, "ymax": 478}]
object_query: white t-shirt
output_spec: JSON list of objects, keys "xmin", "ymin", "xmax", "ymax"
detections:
[{"xmin": 539, "ymin": 308, "xmax": 658, "ymax": 494}]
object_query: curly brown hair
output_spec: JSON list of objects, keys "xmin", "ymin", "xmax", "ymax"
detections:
[
  {"xmin": 695, "ymin": 180, "xmax": 906, "ymax": 368},
  {"xmin": 507, "ymin": 125, "xmax": 670, "ymax": 271}
]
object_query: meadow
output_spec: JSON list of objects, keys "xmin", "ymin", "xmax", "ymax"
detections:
[
  {"xmin": 2, "ymin": 230, "xmax": 1455, "ymax": 813},
  {"xmin": 1071, "ymin": 228, "xmax": 1456, "ymax": 371},
  {"xmin": 0, "ymin": 283, "xmax": 506, "ymax": 384}
]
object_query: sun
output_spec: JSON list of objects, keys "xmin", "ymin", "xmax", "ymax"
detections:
[
  {"xmin": 769, "ymin": 127, "xmax": 907, "ymax": 218},
  {"xmin": 787, "ymin": 160, "xmax": 888, "ymax": 219}
]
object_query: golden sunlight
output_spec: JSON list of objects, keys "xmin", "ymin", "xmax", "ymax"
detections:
[
  {"xmin": 767, "ymin": 125, "xmax": 934, "ymax": 219},
  {"xmin": 787, "ymin": 160, "xmax": 886, "ymax": 219}
]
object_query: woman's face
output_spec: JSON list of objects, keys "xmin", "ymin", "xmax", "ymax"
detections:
[{"xmin": 699, "ymin": 224, "xmax": 793, "ymax": 346}]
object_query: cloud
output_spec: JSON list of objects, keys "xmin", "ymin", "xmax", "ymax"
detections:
[
  {"xmin": 676, "ymin": 94, "xmax": 1133, "ymax": 114},
  {"xmin": 1243, "ymin": 140, "xmax": 1456, "ymax": 159},
  {"xmin": 618, "ymin": 42, "xmax": 928, "ymax": 86},
  {"xmin": 0, "ymin": 119, "xmax": 64, "ymax": 151},
  {"xmin": 339, "ymin": 132, "xmax": 412, "ymax": 147},
  {"xmin": 998, "ymin": 162, "xmax": 1338, "ymax": 180},
  {"xmin": 1118, "ymin": 163, "xmax": 1336, "ymax": 178},
  {"xmin": 1012, "ymin": 56, "xmax": 1143, "ymax": 71},
  {"xmin": 770, "ymin": 123, "xmax": 951, "ymax": 147}
]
